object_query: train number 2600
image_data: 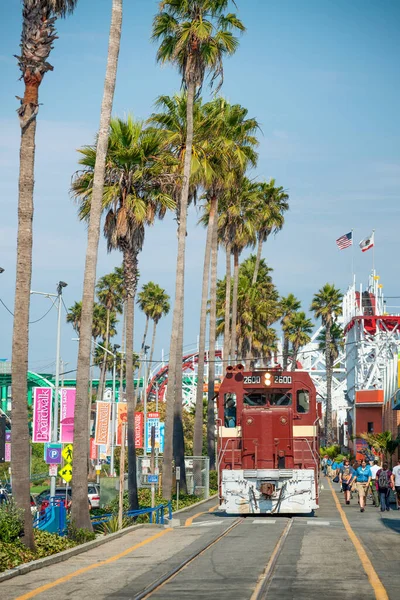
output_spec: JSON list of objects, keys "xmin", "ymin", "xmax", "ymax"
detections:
[{"xmin": 274, "ymin": 375, "xmax": 292, "ymax": 384}]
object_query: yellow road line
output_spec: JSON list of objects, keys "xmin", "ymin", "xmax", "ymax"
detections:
[
  {"xmin": 208, "ymin": 504, "xmax": 219, "ymax": 512},
  {"xmin": 328, "ymin": 478, "xmax": 388, "ymax": 600},
  {"xmin": 14, "ymin": 528, "xmax": 172, "ymax": 600},
  {"xmin": 184, "ymin": 511, "xmax": 205, "ymax": 527}
]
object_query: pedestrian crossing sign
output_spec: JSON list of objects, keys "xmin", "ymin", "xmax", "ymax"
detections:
[{"xmin": 62, "ymin": 444, "xmax": 73, "ymax": 464}]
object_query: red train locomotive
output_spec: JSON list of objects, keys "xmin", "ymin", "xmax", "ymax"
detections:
[{"xmin": 217, "ymin": 365, "xmax": 321, "ymax": 514}]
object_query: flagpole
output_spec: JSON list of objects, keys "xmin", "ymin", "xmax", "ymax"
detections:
[
  {"xmin": 372, "ymin": 229, "xmax": 375, "ymax": 274},
  {"xmin": 351, "ymin": 228, "xmax": 355, "ymax": 284}
]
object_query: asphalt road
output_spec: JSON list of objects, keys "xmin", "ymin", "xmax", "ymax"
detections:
[{"xmin": 1, "ymin": 482, "xmax": 400, "ymax": 600}]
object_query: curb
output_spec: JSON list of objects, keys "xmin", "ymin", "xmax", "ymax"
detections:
[
  {"xmin": 171, "ymin": 494, "xmax": 218, "ymax": 517},
  {"xmin": 0, "ymin": 523, "xmax": 162, "ymax": 584},
  {"xmin": 0, "ymin": 496, "xmax": 218, "ymax": 584}
]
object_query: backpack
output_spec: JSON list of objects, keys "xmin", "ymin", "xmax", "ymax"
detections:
[
  {"xmin": 378, "ymin": 470, "xmax": 389, "ymax": 489},
  {"xmin": 342, "ymin": 467, "xmax": 351, "ymax": 481}
]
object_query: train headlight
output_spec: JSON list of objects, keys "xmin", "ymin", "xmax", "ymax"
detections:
[{"xmin": 264, "ymin": 372, "xmax": 272, "ymax": 386}]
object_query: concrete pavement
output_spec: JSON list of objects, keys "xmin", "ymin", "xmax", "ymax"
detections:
[{"xmin": 1, "ymin": 485, "xmax": 399, "ymax": 599}]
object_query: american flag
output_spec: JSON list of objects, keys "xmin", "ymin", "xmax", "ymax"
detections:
[{"xmin": 336, "ymin": 231, "xmax": 353, "ymax": 250}]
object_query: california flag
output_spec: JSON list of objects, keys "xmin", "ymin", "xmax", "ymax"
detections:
[{"xmin": 359, "ymin": 232, "xmax": 374, "ymax": 252}]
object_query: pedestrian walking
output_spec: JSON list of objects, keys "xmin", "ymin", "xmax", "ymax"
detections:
[
  {"xmin": 369, "ymin": 459, "xmax": 381, "ymax": 507},
  {"xmin": 326, "ymin": 457, "xmax": 333, "ymax": 478},
  {"xmin": 376, "ymin": 462, "xmax": 394, "ymax": 512},
  {"xmin": 339, "ymin": 459, "xmax": 356, "ymax": 505},
  {"xmin": 355, "ymin": 459, "xmax": 372, "ymax": 512},
  {"xmin": 391, "ymin": 458, "xmax": 400, "ymax": 510},
  {"xmin": 321, "ymin": 455, "xmax": 328, "ymax": 476}
]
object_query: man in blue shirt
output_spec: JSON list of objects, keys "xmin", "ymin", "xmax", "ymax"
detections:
[{"xmin": 355, "ymin": 459, "xmax": 372, "ymax": 512}]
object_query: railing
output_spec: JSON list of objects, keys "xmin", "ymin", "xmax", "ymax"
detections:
[
  {"xmin": 33, "ymin": 498, "xmax": 67, "ymax": 536},
  {"xmin": 90, "ymin": 502, "xmax": 172, "ymax": 526}
]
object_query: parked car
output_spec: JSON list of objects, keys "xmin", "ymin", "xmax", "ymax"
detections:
[
  {"xmin": 0, "ymin": 488, "xmax": 9, "ymax": 505},
  {"xmin": 30, "ymin": 494, "xmax": 38, "ymax": 515},
  {"xmin": 88, "ymin": 484, "xmax": 100, "ymax": 509},
  {"xmin": 36, "ymin": 487, "xmax": 71, "ymax": 512}
]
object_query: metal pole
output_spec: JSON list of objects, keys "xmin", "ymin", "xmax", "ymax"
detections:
[
  {"xmin": 50, "ymin": 287, "xmax": 63, "ymax": 497},
  {"xmin": 118, "ymin": 422, "xmax": 126, "ymax": 530},
  {"xmin": 110, "ymin": 355, "xmax": 116, "ymax": 476},
  {"xmin": 143, "ymin": 350, "xmax": 148, "ymax": 456},
  {"xmin": 150, "ymin": 426, "xmax": 155, "ymax": 513}
]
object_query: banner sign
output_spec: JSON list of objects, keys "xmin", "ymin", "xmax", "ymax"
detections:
[
  {"xmin": 95, "ymin": 401, "xmax": 111, "ymax": 445},
  {"xmin": 32, "ymin": 387, "xmax": 52, "ymax": 443},
  {"xmin": 90, "ymin": 437, "xmax": 97, "ymax": 460},
  {"xmin": 135, "ymin": 411, "xmax": 144, "ymax": 449},
  {"xmin": 60, "ymin": 388, "xmax": 75, "ymax": 443},
  {"xmin": 146, "ymin": 412, "xmax": 160, "ymax": 452},
  {"xmin": 5, "ymin": 430, "xmax": 11, "ymax": 462},
  {"xmin": 116, "ymin": 402, "xmax": 128, "ymax": 446}
]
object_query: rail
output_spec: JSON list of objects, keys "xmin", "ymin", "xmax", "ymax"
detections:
[{"xmin": 90, "ymin": 502, "xmax": 172, "ymax": 526}]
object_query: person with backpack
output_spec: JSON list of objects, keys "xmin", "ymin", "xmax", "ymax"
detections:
[
  {"xmin": 355, "ymin": 459, "xmax": 372, "ymax": 512},
  {"xmin": 392, "ymin": 458, "xmax": 400, "ymax": 510},
  {"xmin": 339, "ymin": 459, "xmax": 356, "ymax": 505},
  {"xmin": 376, "ymin": 462, "xmax": 394, "ymax": 512},
  {"xmin": 326, "ymin": 457, "xmax": 333, "ymax": 478},
  {"xmin": 369, "ymin": 459, "xmax": 381, "ymax": 507}
]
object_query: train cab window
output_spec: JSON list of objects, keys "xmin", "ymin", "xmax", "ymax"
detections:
[
  {"xmin": 269, "ymin": 392, "xmax": 292, "ymax": 406},
  {"xmin": 243, "ymin": 393, "xmax": 267, "ymax": 407},
  {"xmin": 297, "ymin": 390, "xmax": 310, "ymax": 413},
  {"xmin": 224, "ymin": 394, "xmax": 237, "ymax": 427}
]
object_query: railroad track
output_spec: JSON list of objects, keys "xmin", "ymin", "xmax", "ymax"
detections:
[
  {"xmin": 133, "ymin": 518, "xmax": 243, "ymax": 599},
  {"xmin": 133, "ymin": 515, "xmax": 294, "ymax": 600}
]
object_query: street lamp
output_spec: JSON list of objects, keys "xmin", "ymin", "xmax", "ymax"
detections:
[
  {"xmin": 0, "ymin": 268, "xmax": 4, "ymax": 274},
  {"xmin": 32, "ymin": 280, "xmax": 68, "ymax": 497}
]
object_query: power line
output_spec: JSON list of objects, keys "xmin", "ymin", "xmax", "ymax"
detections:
[{"xmin": 0, "ymin": 297, "xmax": 56, "ymax": 323}]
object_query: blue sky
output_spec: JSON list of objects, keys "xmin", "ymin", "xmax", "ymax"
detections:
[{"xmin": 1, "ymin": 0, "xmax": 400, "ymax": 376}]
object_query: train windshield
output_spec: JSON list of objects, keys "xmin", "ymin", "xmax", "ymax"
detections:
[{"xmin": 243, "ymin": 390, "xmax": 292, "ymax": 407}]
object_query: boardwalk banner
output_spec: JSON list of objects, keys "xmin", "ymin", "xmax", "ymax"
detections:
[
  {"xmin": 89, "ymin": 437, "xmax": 97, "ymax": 460},
  {"xmin": 60, "ymin": 388, "xmax": 75, "ymax": 443},
  {"xmin": 95, "ymin": 401, "xmax": 111, "ymax": 445},
  {"xmin": 32, "ymin": 387, "xmax": 52, "ymax": 443},
  {"xmin": 5, "ymin": 431, "xmax": 11, "ymax": 462},
  {"xmin": 116, "ymin": 402, "xmax": 127, "ymax": 446},
  {"xmin": 135, "ymin": 411, "xmax": 143, "ymax": 449}
]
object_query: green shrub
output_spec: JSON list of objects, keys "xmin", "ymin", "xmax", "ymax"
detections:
[
  {"xmin": 33, "ymin": 530, "xmax": 77, "ymax": 558},
  {"xmin": 0, "ymin": 541, "xmax": 35, "ymax": 572},
  {"xmin": 67, "ymin": 522, "xmax": 96, "ymax": 544},
  {"xmin": 0, "ymin": 500, "xmax": 24, "ymax": 543},
  {"xmin": 209, "ymin": 470, "xmax": 218, "ymax": 493},
  {"xmin": 97, "ymin": 515, "xmax": 134, "ymax": 535}
]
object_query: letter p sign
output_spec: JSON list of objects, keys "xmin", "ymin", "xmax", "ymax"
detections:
[{"xmin": 45, "ymin": 444, "xmax": 62, "ymax": 465}]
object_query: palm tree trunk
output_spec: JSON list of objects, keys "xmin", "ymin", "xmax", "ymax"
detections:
[
  {"xmin": 230, "ymin": 250, "xmax": 240, "ymax": 362},
  {"xmin": 136, "ymin": 315, "xmax": 149, "ymax": 403},
  {"xmin": 207, "ymin": 196, "xmax": 219, "ymax": 470},
  {"xmin": 124, "ymin": 248, "xmax": 139, "ymax": 511},
  {"xmin": 163, "ymin": 79, "xmax": 195, "ymax": 499},
  {"xmin": 173, "ymin": 311, "xmax": 187, "ymax": 493},
  {"xmin": 223, "ymin": 244, "xmax": 231, "ymax": 365},
  {"xmin": 325, "ymin": 322, "xmax": 333, "ymax": 445},
  {"xmin": 72, "ymin": 0, "xmax": 122, "ymax": 530},
  {"xmin": 291, "ymin": 345, "xmax": 298, "ymax": 372},
  {"xmin": 97, "ymin": 308, "xmax": 110, "ymax": 401},
  {"xmin": 119, "ymin": 300, "xmax": 126, "ymax": 401},
  {"xmin": 11, "ymin": 87, "xmax": 37, "ymax": 550},
  {"xmin": 252, "ymin": 237, "xmax": 263, "ymax": 285},
  {"xmin": 193, "ymin": 197, "xmax": 215, "ymax": 458},
  {"xmin": 282, "ymin": 335, "xmax": 289, "ymax": 370},
  {"xmin": 148, "ymin": 319, "xmax": 157, "ymax": 374}
]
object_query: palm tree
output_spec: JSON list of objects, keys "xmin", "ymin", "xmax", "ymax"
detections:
[
  {"xmin": 147, "ymin": 285, "xmax": 170, "ymax": 372},
  {"xmin": 12, "ymin": 0, "xmax": 78, "ymax": 549},
  {"xmin": 283, "ymin": 312, "xmax": 313, "ymax": 372},
  {"xmin": 96, "ymin": 269, "xmax": 124, "ymax": 401},
  {"xmin": 279, "ymin": 294, "xmax": 301, "ymax": 370},
  {"xmin": 152, "ymin": 0, "xmax": 245, "ymax": 499},
  {"xmin": 218, "ymin": 178, "xmax": 258, "ymax": 361},
  {"xmin": 317, "ymin": 323, "xmax": 344, "ymax": 367},
  {"xmin": 311, "ymin": 284, "xmax": 343, "ymax": 445},
  {"xmin": 358, "ymin": 431, "xmax": 400, "ymax": 466},
  {"xmin": 73, "ymin": 117, "xmax": 175, "ymax": 511},
  {"xmin": 252, "ymin": 180, "xmax": 289, "ymax": 285}
]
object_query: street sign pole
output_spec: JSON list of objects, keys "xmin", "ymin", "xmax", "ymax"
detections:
[
  {"xmin": 118, "ymin": 423, "xmax": 126, "ymax": 530},
  {"xmin": 176, "ymin": 466, "xmax": 181, "ymax": 512},
  {"xmin": 150, "ymin": 426, "xmax": 155, "ymax": 512}
]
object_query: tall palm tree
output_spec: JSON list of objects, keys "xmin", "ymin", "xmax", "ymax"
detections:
[
  {"xmin": 12, "ymin": 0, "xmax": 78, "ymax": 549},
  {"xmin": 136, "ymin": 282, "xmax": 157, "ymax": 400},
  {"xmin": 279, "ymin": 294, "xmax": 301, "ymax": 370},
  {"xmin": 218, "ymin": 178, "xmax": 258, "ymax": 361},
  {"xmin": 147, "ymin": 285, "xmax": 170, "ymax": 372},
  {"xmin": 96, "ymin": 269, "xmax": 124, "ymax": 401},
  {"xmin": 252, "ymin": 180, "xmax": 289, "ymax": 285},
  {"xmin": 317, "ymin": 323, "xmax": 344, "ymax": 367},
  {"xmin": 283, "ymin": 312, "xmax": 313, "ymax": 372},
  {"xmin": 311, "ymin": 284, "xmax": 343, "ymax": 444},
  {"xmin": 73, "ymin": 117, "xmax": 175, "ymax": 511},
  {"xmin": 152, "ymin": 1, "xmax": 245, "ymax": 498}
]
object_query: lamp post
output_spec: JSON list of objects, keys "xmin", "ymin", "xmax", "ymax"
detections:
[
  {"xmin": 0, "ymin": 267, "xmax": 4, "ymax": 274},
  {"xmin": 32, "ymin": 281, "xmax": 68, "ymax": 497},
  {"xmin": 143, "ymin": 345, "xmax": 150, "ymax": 455}
]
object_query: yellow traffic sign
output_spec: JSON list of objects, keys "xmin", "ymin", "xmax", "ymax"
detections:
[
  {"xmin": 62, "ymin": 444, "xmax": 73, "ymax": 463},
  {"xmin": 58, "ymin": 464, "xmax": 73, "ymax": 483}
]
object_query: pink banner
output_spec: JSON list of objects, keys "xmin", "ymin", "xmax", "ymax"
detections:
[
  {"xmin": 32, "ymin": 387, "xmax": 52, "ymax": 443},
  {"xmin": 5, "ymin": 444, "xmax": 11, "ymax": 462},
  {"xmin": 60, "ymin": 388, "xmax": 75, "ymax": 443}
]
